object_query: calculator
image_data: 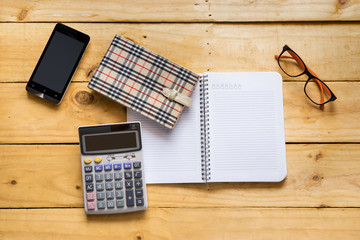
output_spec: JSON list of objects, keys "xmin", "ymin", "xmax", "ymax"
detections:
[{"xmin": 78, "ymin": 122, "xmax": 147, "ymax": 214}]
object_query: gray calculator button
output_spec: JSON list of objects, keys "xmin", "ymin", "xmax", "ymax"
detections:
[
  {"xmin": 135, "ymin": 180, "xmax": 143, "ymax": 188},
  {"xmin": 135, "ymin": 189, "xmax": 143, "ymax": 197},
  {"xmin": 116, "ymin": 199, "xmax": 125, "ymax": 208},
  {"xmin": 95, "ymin": 173, "xmax": 104, "ymax": 182},
  {"xmin": 115, "ymin": 181, "xmax": 123, "ymax": 189},
  {"xmin": 114, "ymin": 172, "xmax": 122, "ymax": 180},
  {"xmin": 116, "ymin": 190, "xmax": 124, "ymax": 199},
  {"xmin": 125, "ymin": 171, "xmax": 132, "ymax": 179},
  {"xmin": 136, "ymin": 198, "xmax": 144, "ymax": 206},
  {"xmin": 97, "ymin": 201, "xmax": 106, "ymax": 209},
  {"xmin": 86, "ymin": 183, "xmax": 94, "ymax": 192},
  {"xmin": 107, "ymin": 200, "xmax": 115, "ymax": 208},
  {"xmin": 85, "ymin": 174, "xmax": 93, "ymax": 182},
  {"xmin": 126, "ymin": 189, "xmax": 135, "ymax": 207},
  {"xmin": 125, "ymin": 180, "xmax": 133, "ymax": 188},
  {"xmin": 84, "ymin": 166, "xmax": 92, "ymax": 172},
  {"xmin": 105, "ymin": 173, "xmax": 113, "ymax": 181},
  {"xmin": 105, "ymin": 182, "xmax": 114, "ymax": 190},
  {"xmin": 106, "ymin": 191, "xmax": 114, "ymax": 199},
  {"xmin": 134, "ymin": 170, "xmax": 142, "ymax": 178},
  {"xmin": 133, "ymin": 162, "xmax": 141, "ymax": 169},
  {"xmin": 96, "ymin": 183, "xmax": 105, "ymax": 191},
  {"xmin": 97, "ymin": 192, "xmax": 105, "ymax": 200}
]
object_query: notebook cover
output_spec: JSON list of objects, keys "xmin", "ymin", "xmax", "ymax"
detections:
[{"xmin": 88, "ymin": 35, "xmax": 200, "ymax": 129}]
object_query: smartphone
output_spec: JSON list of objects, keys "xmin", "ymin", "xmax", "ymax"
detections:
[{"xmin": 26, "ymin": 23, "xmax": 90, "ymax": 104}]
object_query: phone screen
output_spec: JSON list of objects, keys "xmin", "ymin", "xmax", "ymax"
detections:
[{"xmin": 32, "ymin": 31, "xmax": 85, "ymax": 93}]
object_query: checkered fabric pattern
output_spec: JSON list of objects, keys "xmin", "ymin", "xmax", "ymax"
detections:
[{"xmin": 88, "ymin": 35, "xmax": 200, "ymax": 129}]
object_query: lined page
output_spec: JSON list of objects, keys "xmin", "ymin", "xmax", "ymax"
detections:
[
  {"xmin": 206, "ymin": 72, "xmax": 286, "ymax": 182},
  {"xmin": 127, "ymin": 84, "xmax": 203, "ymax": 184}
]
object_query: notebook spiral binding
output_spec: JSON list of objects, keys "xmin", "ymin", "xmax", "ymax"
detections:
[{"xmin": 200, "ymin": 74, "xmax": 211, "ymax": 181}]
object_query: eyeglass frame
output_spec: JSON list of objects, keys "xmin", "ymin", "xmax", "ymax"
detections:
[{"xmin": 276, "ymin": 45, "xmax": 337, "ymax": 106}]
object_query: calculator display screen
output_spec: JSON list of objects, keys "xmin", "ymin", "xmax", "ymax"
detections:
[{"xmin": 84, "ymin": 132, "xmax": 139, "ymax": 153}]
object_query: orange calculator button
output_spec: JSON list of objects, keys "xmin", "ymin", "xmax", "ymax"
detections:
[
  {"xmin": 84, "ymin": 158, "xmax": 92, "ymax": 164},
  {"xmin": 94, "ymin": 157, "xmax": 102, "ymax": 163}
]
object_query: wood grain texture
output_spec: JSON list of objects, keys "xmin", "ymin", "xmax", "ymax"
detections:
[
  {"xmin": 1, "ymin": 2, "xmax": 359, "ymax": 238},
  {"xmin": 1, "ymin": 0, "xmax": 359, "ymax": 22},
  {"xmin": 0, "ymin": 82, "xmax": 358, "ymax": 143},
  {"xmin": 0, "ymin": 208, "xmax": 359, "ymax": 240},
  {"xmin": 1, "ymin": 144, "xmax": 359, "ymax": 208},
  {"xmin": 1, "ymin": 23, "xmax": 360, "ymax": 83},
  {"xmin": 0, "ymin": 83, "xmax": 126, "ymax": 143}
]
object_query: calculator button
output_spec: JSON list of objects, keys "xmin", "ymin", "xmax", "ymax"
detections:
[
  {"xmin": 114, "ymin": 172, "xmax": 123, "ymax": 180},
  {"xmin": 95, "ymin": 165, "xmax": 103, "ymax": 172},
  {"xmin": 84, "ymin": 158, "xmax": 92, "ymax": 164},
  {"xmin": 125, "ymin": 171, "xmax": 132, "ymax": 179},
  {"xmin": 135, "ymin": 189, "xmax": 143, "ymax": 197},
  {"xmin": 84, "ymin": 166, "xmax": 92, "ymax": 172},
  {"xmin": 115, "ymin": 181, "xmax": 123, "ymax": 189},
  {"xmin": 85, "ymin": 174, "xmax": 93, "ymax": 182},
  {"xmin": 107, "ymin": 200, "xmax": 115, "ymax": 208},
  {"xmin": 97, "ymin": 201, "xmax": 106, "ymax": 209},
  {"xmin": 125, "ymin": 180, "xmax": 133, "ymax": 188},
  {"xmin": 96, "ymin": 183, "xmax": 105, "ymax": 191},
  {"xmin": 136, "ymin": 198, "xmax": 144, "ymax": 206},
  {"xmin": 86, "ymin": 192, "xmax": 95, "ymax": 201},
  {"xmin": 106, "ymin": 191, "xmax": 114, "ymax": 199},
  {"xmin": 126, "ymin": 189, "xmax": 135, "ymax": 207},
  {"xmin": 97, "ymin": 192, "xmax": 105, "ymax": 200},
  {"xmin": 124, "ymin": 162, "xmax": 132, "ymax": 169},
  {"xmin": 86, "ymin": 183, "xmax": 94, "ymax": 192},
  {"xmin": 116, "ymin": 199, "xmax": 125, "ymax": 208},
  {"xmin": 134, "ymin": 170, "xmax": 142, "ymax": 178},
  {"xmin": 116, "ymin": 190, "xmax": 124, "ymax": 199},
  {"xmin": 94, "ymin": 157, "xmax": 102, "ymax": 163},
  {"xmin": 114, "ymin": 164, "xmax": 122, "ymax": 170},
  {"xmin": 105, "ymin": 173, "xmax": 113, "ymax": 181},
  {"xmin": 87, "ymin": 202, "xmax": 96, "ymax": 210},
  {"xmin": 133, "ymin": 162, "xmax": 141, "ymax": 169},
  {"xmin": 95, "ymin": 173, "xmax": 104, "ymax": 182},
  {"xmin": 105, "ymin": 182, "xmax": 114, "ymax": 190},
  {"xmin": 135, "ymin": 180, "xmax": 143, "ymax": 188},
  {"xmin": 104, "ymin": 164, "xmax": 112, "ymax": 171}
]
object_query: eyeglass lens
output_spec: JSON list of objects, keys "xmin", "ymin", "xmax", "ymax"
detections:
[
  {"xmin": 279, "ymin": 50, "xmax": 306, "ymax": 77},
  {"xmin": 305, "ymin": 78, "xmax": 332, "ymax": 104}
]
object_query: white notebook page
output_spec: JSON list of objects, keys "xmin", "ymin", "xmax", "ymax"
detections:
[
  {"xmin": 127, "ymin": 84, "xmax": 203, "ymax": 184},
  {"xmin": 206, "ymin": 72, "xmax": 286, "ymax": 182}
]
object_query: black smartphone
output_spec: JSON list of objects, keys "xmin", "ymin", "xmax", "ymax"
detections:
[{"xmin": 26, "ymin": 23, "xmax": 90, "ymax": 104}]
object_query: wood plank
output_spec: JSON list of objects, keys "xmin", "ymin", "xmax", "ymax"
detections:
[
  {"xmin": 283, "ymin": 82, "xmax": 360, "ymax": 142},
  {"xmin": 0, "ymin": 82, "xmax": 358, "ymax": 143},
  {"xmin": 1, "ymin": 144, "xmax": 359, "ymax": 208},
  {"xmin": 0, "ymin": 83, "xmax": 126, "ymax": 143},
  {"xmin": 1, "ymin": 23, "xmax": 360, "ymax": 83},
  {"xmin": 1, "ymin": 0, "xmax": 359, "ymax": 22},
  {"xmin": 0, "ymin": 208, "xmax": 359, "ymax": 240}
]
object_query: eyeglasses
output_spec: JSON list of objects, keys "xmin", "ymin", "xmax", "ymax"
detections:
[{"xmin": 275, "ymin": 45, "xmax": 337, "ymax": 109}]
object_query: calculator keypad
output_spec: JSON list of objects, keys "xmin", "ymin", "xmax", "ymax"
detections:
[{"xmin": 83, "ymin": 158, "xmax": 146, "ymax": 214}]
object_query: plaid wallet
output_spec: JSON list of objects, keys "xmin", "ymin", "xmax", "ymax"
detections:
[{"xmin": 88, "ymin": 35, "xmax": 200, "ymax": 129}]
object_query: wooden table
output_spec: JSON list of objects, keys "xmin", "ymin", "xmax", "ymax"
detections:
[{"xmin": 1, "ymin": 1, "xmax": 360, "ymax": 239}]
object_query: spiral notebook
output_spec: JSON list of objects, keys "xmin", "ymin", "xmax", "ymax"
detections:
[{"xmin": 128, "ymin": 72, "xmax": 287, "ymax": 183}]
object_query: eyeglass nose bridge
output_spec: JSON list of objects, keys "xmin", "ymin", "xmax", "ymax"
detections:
[{"xmin": 302, "ymin": 68, "xmax": 315, "ymax": 79}]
